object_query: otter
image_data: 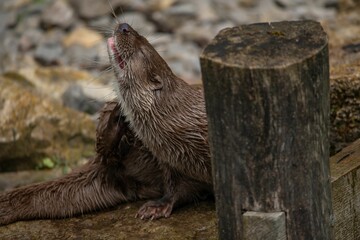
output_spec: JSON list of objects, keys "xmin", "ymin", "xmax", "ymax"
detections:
[
  {"xmin": 0, "ymin": 22, "xmax": 212, "ymax": 225},
  {"xmin": 108, "ymin": 22, "xmax": 212, "ymax": 219}
]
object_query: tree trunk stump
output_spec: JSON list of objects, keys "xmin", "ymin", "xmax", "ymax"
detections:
[{"xmin": 200, "ymin": 20, "xmax": 332, "ymax": 240}]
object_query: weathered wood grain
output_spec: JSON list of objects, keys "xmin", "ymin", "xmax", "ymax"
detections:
[
  {"xmin": 330, "ymin": 138, "xmax": 360, "ymax": 240},
  {"xmin": 201, "ymin": 20, "xmax": 332, "ymax": 239},
  {"xmin": 243, "ymin": 211, "xmax": 286, "ymax": 240}
]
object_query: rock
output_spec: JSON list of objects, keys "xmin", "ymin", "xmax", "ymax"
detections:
[
  {"xmin": 62, "ymin": 26, "xmax": 109, "ymax": 70},
  {"xmin": 15, "ymin": 14, "xmax": 41, "ymax": 34},
  {"xmin": 177, "ymin": 21, "xmax": 234, "ymax": 46},
  {"xmin": 274, "ymin": 0, "xmax": 305, "ymax": 8},
  {"xmin": 69, "ymin": 0, "xmax": 124, "ymax": 19},
  {"xmin": 87, "ymin": 15, "xmax": 113, "ymax": 35},
  {"xmin": 152, "ymin": 3, "xmax": 197, "ymax": 31},
  {"xmin": 312, "ymin": 14, "xmax": 360, "ymax": 154},
  {"xmin": 0, "ymin": 201, "xmax": 217, "ymax": 240},
  {"xmin": 10, "ymin": 67, "xmax": 109, "ymax": 103},
  {"xmin": 120, "ymin": 12, "xmax": 156, "ymax": 35},
  {"xmin": 18, "ymin": 28, "xmax": 43, "ymax": 51},
  {"xmin": 323, "ymin": 0, "xmax": 339, "ymax": 8},
  {"xmin": 238, "ymin": 0, "xmax": 259, "ymax": 8},
  {"xmin": 149, "ymin": 32, "xmax": 203, "ymax": 82},
  {"xmin": 194, "ymin": 0, "xmax": 219, "ymax": 22},
  {"xmin": 0, "ymin": 32, "xmax": 18, "ymax": 70},
  {"xmin": 63, "ymin": 26, "xmax": 103, "ymax": 48},
  {"xmin": 0, "ymin": 169, "xmax": 64, "ymax": 192},
  {"xmin": 293, "ymin": 5, "xmax": 336, "ymax": 20},
  {"xmin": 34, "ymin": 42, "xmax": 63, "ymax": 65},
  {"xmin": 0, "ymin": 11, "xmax": 17, "ymax": 33},
  {"xmin": 164, "ymin": 3, "xmax": 197, "ymax": 17},
  {"xmin": 64, "ymin": 43, "xmax": 109, "ymax": 70},
  {"xmin": 0, "ymin": 0, "xmax": 31, "ymax": 11},
  {"xmin": 62, "ymin": 83, "xmax": 105, "ymax": 114},
  {"xmin": 147, "ymin": 0, "xmax": 176, "ymax": 11},
  {"xmin": 41, "ymin": 0, "xmax": 75, "ymax": 29},
  {"xmin": 330, "ymin": 66, "xmax": 360, "ymax": 154},
  {"xmin": 69, "ymin": 0, "xmax": 109, "ymax": 19},
  {"xmin": 160, "ymin": 39, "xmax": 201, "ymax": 84},
  {"xmin": 6, "ymin": 66, "xmax": 115, "ymax": 113},
  {"xmin": 339, "ymin": 0, "xmax": 360, "ymax": 11},
  {"xmin": 0, "ymin": 74, "xmax": 96, "ymax": 172},
  {"xmin": 34, "ymin": 29, "xmax": 65, "ymax": 66}
]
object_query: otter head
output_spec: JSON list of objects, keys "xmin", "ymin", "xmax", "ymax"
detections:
[{"xmin": 107, "ymin": 23, "xmax": 176, "ymax": 113}]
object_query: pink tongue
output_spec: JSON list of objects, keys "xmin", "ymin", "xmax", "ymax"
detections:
[
  {"xmin": 107, "ymin": 37, "xmax": 114, "ymax": 46},
  {"xmin": 107, "ymin": 37, "xmax": 125, "ymax": 69}
]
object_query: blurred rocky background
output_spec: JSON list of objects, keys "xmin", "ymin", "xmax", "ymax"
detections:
[
  {"xmin": 0, "ymin": 0, "xmax": 359, "ymax": 188},
  {"xmin": 0, "ymin": 0, "xmax": 359, "ymax": 238}
]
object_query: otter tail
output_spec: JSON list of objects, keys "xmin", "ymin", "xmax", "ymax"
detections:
[
  {"xmin": 0, "ymin": 100, "xmax": 163, "ymax": 226},
  {"xmin": 0, "ymin": 156, "xmax": 133, "ymax": 225}
]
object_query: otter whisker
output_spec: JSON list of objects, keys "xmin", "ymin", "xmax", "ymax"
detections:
[{"xmin": 107, "ymin": 0, "xmax": 120, "ymax": 25}]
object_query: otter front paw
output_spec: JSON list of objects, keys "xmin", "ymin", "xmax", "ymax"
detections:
[{"xmin": 136, "ymin": 199, "xmax": 173, "ymax": 220}]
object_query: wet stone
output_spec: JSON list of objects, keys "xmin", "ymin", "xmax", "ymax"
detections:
[
  {"xmin": 0, "ymin": 11, "xmax": 17, "ymax": 33},
  {"xmin": 62, "ymin": 83, "xmax": 104, "ymax": 115},
  {"xmin": 18, "ymin": 28, "xmax": 43, "ymax": 51},
  {"xmin": 41, "ymin": 0, "xmax": 75, "ymax": 29},
  {"xmin": 34, "ymin": 42, "xmax": 63, "ymax": 66}
]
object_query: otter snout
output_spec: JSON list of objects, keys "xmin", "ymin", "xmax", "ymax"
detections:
[{"xmin": 118, "ymin": 23, "xmax": 130, "ymax": 34}]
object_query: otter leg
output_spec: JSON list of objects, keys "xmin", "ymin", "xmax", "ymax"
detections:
[
  {"xmin": 136, "ymin": 167, "xmax": 211, "ymax": 220},
  {"xmin": 0, "ymin": 157, "xmax": 131, "ymax": 225},
  {"xmin": 0, "ymin": 146, "xmax": 164, "ymax": 226}
]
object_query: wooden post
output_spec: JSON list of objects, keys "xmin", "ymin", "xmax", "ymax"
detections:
[
  {"xmin": 243, "ymin": 211, "xmax": 286, "ymax": 240},
  {"xmin": 200, "ymin": 20, "xmax": 332, "ymax": 239},
  {"xmin": 330, "ymin": 138, "xmax": 360, "ymax": 240}
]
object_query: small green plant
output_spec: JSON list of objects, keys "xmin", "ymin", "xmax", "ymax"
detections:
[{"xmin": 36, "ymin": 157, "xmax": 56, "ymax": 170}]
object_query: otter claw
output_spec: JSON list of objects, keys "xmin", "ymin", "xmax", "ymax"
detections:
[{"xmin": 136, "ymin": 199, "xmax": 173, "ymax": 220}]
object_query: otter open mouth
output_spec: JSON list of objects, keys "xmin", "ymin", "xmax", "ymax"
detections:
[{"xmin": 107, "ymin": 37, "xmax": 125, "ymax": 69}]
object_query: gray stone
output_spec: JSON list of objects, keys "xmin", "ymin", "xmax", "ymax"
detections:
[
  {"xmin": 294, "ymin": 6, "xmax": 337, "ymax": 20},
  {"xmin": 41, "ymin": 0, "xmax": 75, "ymax": 29},
  {"xmin": 0, "ymin": 74, "xmax": 96, "ymax": 172},
  {"xmin": 0, "ymin": 11, "xmax": 17, "ymax": 33},
  {"xmin": 87, "ymin": 15, "xmax": 113, "ymax": 37},
  {"xmin": 166, "ymin": 3, "xmax": 197, "ymax": 16},
  {"xmin": 152, "ymin": 3, "xmax": 197, "ymax": 30},
  {"xmin": 64, "ymin": 44, "xmax": 101, "ymax": 68},
  {"xmin": 15, "ymin": 14, "xmax": 41, "ymax": 34},
  {"xmin": 19, "ymin": 28, "xmax": 43, "ymax": 51},
  {"xmin": 161, "ymin": 40, "xmax": 201, "ymax": 83},
  {"xmin": 194, "ymin": 0, "xmax": 219, "ymax": 21},
  {"xmin": 34, "ymin": 42, "xmax": 63, "ymax": 65},
  {"xmin": 69, "ymin": 0, "xmax": 125, "ymax": 19},
  {"xmin": 69, "ymin": 0, "xmax": 110, "ymax": 19},
  {"xmin": 62, "ymin": 83, "xmax": 104, "ymax": 114},
  {"xmin": 238, "ymin": 0, "xmax": 260, "ymax": 8},
  {"xmin": 0, "ymin": 0, "xmax": 31, "ymax": 11},
  {"xmin": 274, "ymin": 0, "xmax": 306, "ymax": 8},
  {"xmin": 120, "ymin": 12, "xmax": 156, "ymax": 35},
  {"xmin": 177, "ymin": 21, "xmax": 234, "ymax": 46}
]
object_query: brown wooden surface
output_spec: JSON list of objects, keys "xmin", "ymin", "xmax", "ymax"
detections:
[
  {"xmin": 243, "ymin": 211, "xmax": 286, "ymax": 240},
  {"xmin": 201, "ymin": 20, "xmax": 332, "ymax": 240},
  {"xmin": 330, "ymin": 138, "xmax": 360, "ymax": 240}
]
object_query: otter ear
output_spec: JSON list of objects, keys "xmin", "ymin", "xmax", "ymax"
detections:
[{"xmin": 150, "ymin": 75, "xmax": 163, "ymax": 92}]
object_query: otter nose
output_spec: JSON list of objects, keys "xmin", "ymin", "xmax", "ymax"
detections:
[{"xmin": 118, "ymin": 23, "xmax": 130, "ymax": 34}]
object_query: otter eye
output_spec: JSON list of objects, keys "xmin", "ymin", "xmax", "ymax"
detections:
[{"xmin": 118, "ymin": 23, "xmax": 130, "ymax": 34}]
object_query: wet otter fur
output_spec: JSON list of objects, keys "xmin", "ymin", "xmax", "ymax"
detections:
[
  {"xmin": 0, "ymin": 22, "xmax": 212, "ymax": 224},
  {"xmin": 108, "ymin": 23, "xmax": 212, "ymax": 219}
]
